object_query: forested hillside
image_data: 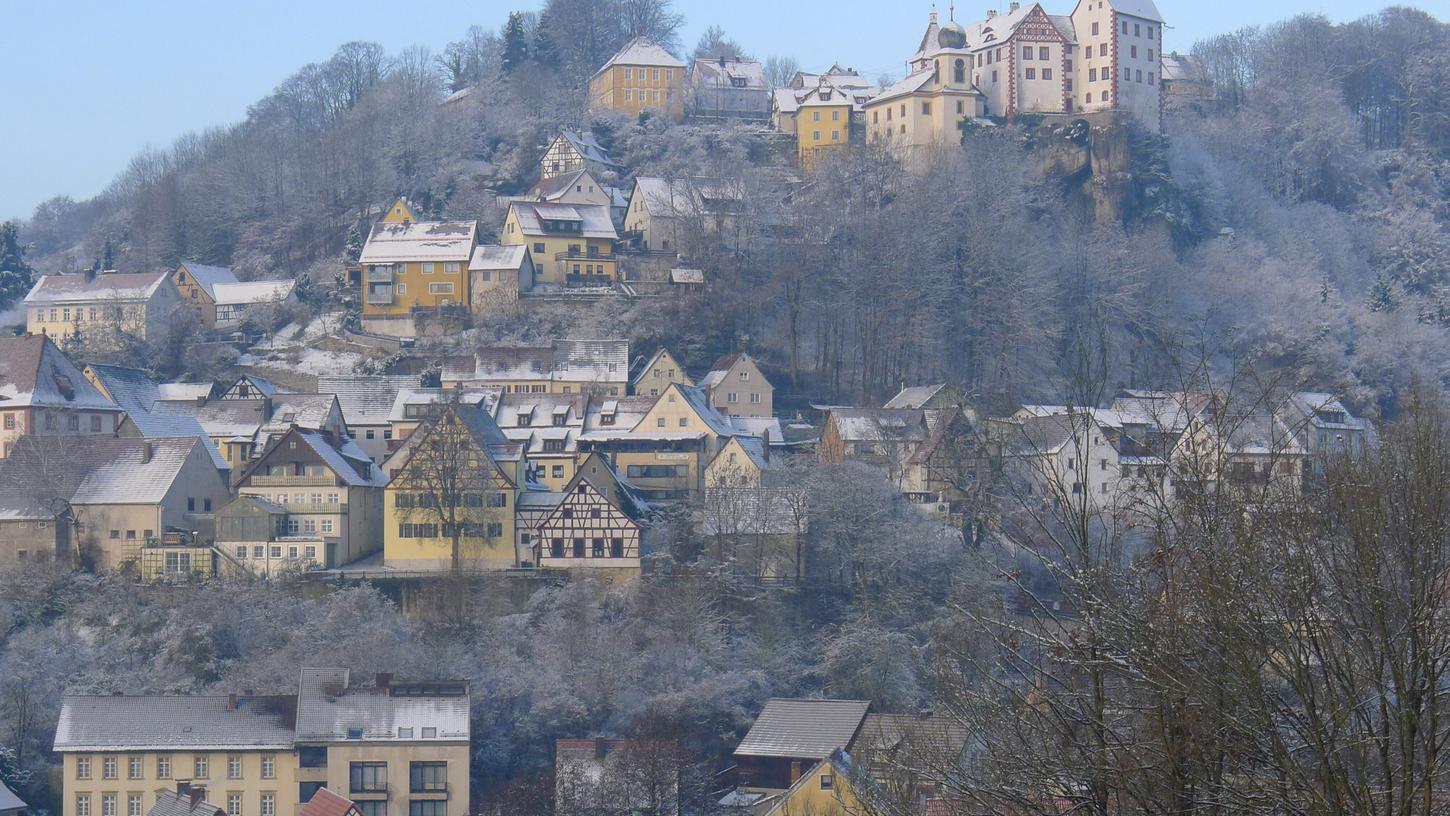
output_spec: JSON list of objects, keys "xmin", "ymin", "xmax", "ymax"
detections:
[{"xmin": 10, "ymin": 4, "xmax": 1450, "ymax": 416}]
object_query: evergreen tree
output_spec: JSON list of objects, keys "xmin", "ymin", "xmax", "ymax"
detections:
[
  {"xmin": 101, "ymin": 236, "xmax": 114, "ymax": 270},
  {"xmin": 293, "ymin": 273, "xmax": 317, "ymax": 306},
  {"xmin": 0, "ymin": 221, "xmax": 37, "ymax": 309},
  {"xmin": 1367, "ymin": 272, "xmax": 1398, "ymax": 313},
  {"xmin": 501, "ymin": 12, "xmax": 529, "ymax": 73},
  {"xmin": 533, "ymin": 10, "xmax": 561, "ymax": 69}
]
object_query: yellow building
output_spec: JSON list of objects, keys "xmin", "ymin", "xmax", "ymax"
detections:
[
  {"xmin": 382, "ymin": 403, "xmax": 525, "ymax": 572},
  {"xmin": 171, "ymin": 262, "xmax": 240, "ymax": 328},
  {"xmin": 761, "ymin": 751, "xmax": 865, "ymax": 816},
  {"xmin": 630, "ymin": 347, "xmax": 693, "ymax": 397},
  {"xmin": 865, "ymin": 12, "xmax": 987, "ymax": 168},
  {"xmin": 25, "ymin": 271, "xmax": 184, "ymax": 341},
  {"xmin": 792, "ymin": 82, "xmax": 858, "ymax": 166},
  {"xmin": 54, "ymin": 669, "xmax": 471, "ymax": 816},
  {"xmin": 588, "ymin": 38, "xmax": 686, "ymax": 122},
  {"xmin": 501, "ymin": 202, "xmax": 618, "ymax": 288},
  {"xmin": 356, "ymin": 199, "xmax": 478, "ymax": 337},
  {"xmin": 578, "ymin": 383, "xmax": 734, "ymax": 503}
]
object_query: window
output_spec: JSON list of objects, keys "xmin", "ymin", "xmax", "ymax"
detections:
[
  {"xmin": 831, "ymin": 130, "xmax": 840, "ymax": 141},
  {"xmin": 195, "ymin": 755, "xmax": 209, "ymax": 779},
  {"xmin": 235, "ymin": 545, "xmax": 247, "ymax": 559},
  {"xmin": 298, "ymin": 747, "xmax": 327, "ymax": 769},
  {"xmin": 1130, "ymin": 45, "xmax": 1137, "ymax": 58},
  {"xmin": 820, "ymin": 773, "xmax": 834, "ymax": 790},
  {"xmin": 1148, "ymin": 72, "xmax": 1154, "ymax": 85},
  {"xmin": 1122, "ymin": 19, "xmax": 1128, "ymax": 33},
  {"xmin": 533, "ymin": 242, "xmax": 545, "ymax": 253},
  {"xmin": 422, "ymin": 262, "xmax": 434, "ymax": 274},
  {"xmin": 421, "ymin": 727, "xmax": 436, "ymax": 739},
  {"xmin": 428, "ymin": 283, "xmax": 454, "ymax": 295},
  {"xmin": 656, "ymin": 417, "xmax": 665, "ymax": 428},
  {"xmin": 551, "ymin": 465, "xmax": 564, "ymax": 479},
  {"xmin": 227, "ymin": 794, "xmax": 242, "ymax": 816},
  {"xmin": 1100, "ymin": 43, "xmax": 1107, "ymax": 56},
  {"xmin": 2, "ymin": 414, "xmax": 11, "ymax": 430},
  {"xmin": 78, "ymin": 796, "xmax": 91, "ymax": 816},
  {"xmin": 44, "ymin": 413, "xmax": 54, "ymax": 431},
  {"xmin": 409, "ymin": 803, "xmax": 445, "ymax": 816},
  {"xmin": 610, "ymin": 539, "xmax": 624, "ymax": 557},
  {"xmin": 678, "ymin": 417, "xmax": 688, "ymax": 428},
  {"xmin": 260, "ymin": 794, "xmax": 274, "ymax": 816},
  {"xmin": 261, "ymin": 756, "xmax": 275, "ymax": 779},
  {"xmin": 812, "ymin": 130, "xmax": 820, "ymax": 140},
  {"xmin": 624, "ymin": 90, "xmax": 632, "ymax": 101},
  {"xmin": 91, "ymin": 415, "xmax": 102, "ymax": 432},
  {"xmin": 624, "ymin": 67, "xmax": 632, "ymax": 79},
  {"xmin": 77, "ymin": 757, "xmax": 92, "ymax": 779},
  {"xmin": 350, "ymin": 762, "xmax": 388, "ymax": 794},
  {"xmin": 129, "ymin": 794, "xmax": 143, "ymax": 816},
  {"xmin": 103, "ymin": 794, "xmax": 116, "ymax": 816},
  {"xmin": 1043, "ymin": 68, "xmax": 1053, "ymax": 80},
  {"xmin": 103, "ymin": 756, "xmax": 118, "ymax": 779},
  {"xmin": 1023, "ymin": 46, "xmax": 1033, "ymax": 60},
  {"xmin": 358, "ymin": 803, "xmax": 386, "ymax": 816},
  {"xmin": 727, "ymin": 392, "xmax": 738, "ymax": 403},
  {"xmin": 1039, "ymin": 47, "xmax": 1050, "ymax": 60},
  {"xmin": 1136, "ymin": 69, "xmax": 1142, "ymax": 82},
  {"xmin": 953, "ymin": 58, "xmax": 965, "ymax": 83},
  {"xmin": 157, "ymin": 756, "xmax": 171, "ymax": 779},
  {"xmin": 1135, "ymin": 23, "xmax": 1141, "ymax": 36},
  {"xmin": 573, "ymin": 538, "xmax": 585, "ymax": 558},
  {"xmin": 921, "ymin": 102, "xmax": 930, "ymax": 115},
  {"xmin": 128, "ymin": 757, "xmax": 143, "ymax": 779},
  {"xmin": 228, "ymin": 755, "xmax": 242, "ymax": 779},
  {"xmin": 1089, "ymin": 68, "xmax": 1098, "ymax": 82},
  {"xmin": 410, "ymin": 762, "xmax": 447, "ymax": 793},
  {"xmin": 445, "ymin": 262, "xmax": 460, "ymax": 273},
  {"xmin": 1026, "ymin": 68, "xmax": 1036, "ymax": 79}
]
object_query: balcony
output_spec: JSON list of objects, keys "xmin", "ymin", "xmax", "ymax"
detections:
[
  {"xmin": 366, "ymin": 266, "xmax": 395, "ymax": 283},
  {"xmin": 366, "ymin": 286, "xmax": 395, "ymax": 305},
  {"xmin": 248, "ymin": 474, "xmax": 339, "ymax": 487}
]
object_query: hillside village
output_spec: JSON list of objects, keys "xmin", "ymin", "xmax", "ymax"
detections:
[{"xmin": 3, "ymin": 2, "xmax": 1450, "ymax": 816}]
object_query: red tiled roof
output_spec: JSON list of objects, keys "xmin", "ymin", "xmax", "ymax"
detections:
[{"xmin": 299, "ymin": 789, "xmax": 360, "ymax": 816}]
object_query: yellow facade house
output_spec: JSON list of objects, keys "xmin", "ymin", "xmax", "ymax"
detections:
[
  {"xmin": 630, "ymin": 347, "xmax": 693, "ymax": 397},
  {"xmin": 792, "ymin": 81, "xmax": 858, "ymax": 166},
  {"xmin": 578, "ymin": 383, "xmax": 735, "ymax": 503},
  {"xmin": 501, "ymin": 202, "xmax": 618, "ymax": 288},
  {"xmin": 760, "ymin": 751, "xmax": 866, "ymax": 816},
  {"xmin": 588, "ymin": 38, "xmax": 685, "ymax": 122},
  {"xmin": 382, "ymin": 402, "xmax": 525, "ymax": 572},
  {"xmin": 54, "ymin": 668, "xmax": 471, "ymax": 816},
  {"xmin": 357, "ymin": 199, "xmax": 478, "ymax": 337},
  {"xmin": 25, "ymin": 270, "xmax": 184, "ymax": 341},
  {"xmin": 171, "ymin": 262, "xmax": 240, "ymax": 328}
]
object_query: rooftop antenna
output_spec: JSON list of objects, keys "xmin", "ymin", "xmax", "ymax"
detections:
[{"xmin": 950, "ymin": 1, "xmax": 956, "ymax": 20}]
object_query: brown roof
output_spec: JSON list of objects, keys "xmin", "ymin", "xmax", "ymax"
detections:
[{"xmin": 298, "ymin": 789, "xmax": 360, "ymax": 816}]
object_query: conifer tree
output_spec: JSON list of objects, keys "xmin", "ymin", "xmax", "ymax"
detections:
[
  {"xmin": 501, "ymin": 12, "xmax": 529, "ymax": 73},
  {"xmin": 0, "ymin": 221, "xmax": 36, "ymax": 309},
  {"xmin": 533, "ymin": 10, "xmax": 561, "ymax": 69}
]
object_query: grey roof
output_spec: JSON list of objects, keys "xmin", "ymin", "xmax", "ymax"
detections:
[
  {"xmin": 158, "ymin": 382, "xmax": 215, "ymax": 401},
  {"xmin": 996, "ymin": 413, "xmax": 1082, "ymax": 457},
  {"xmin": 0, "ymin": 336, "xmax": 120, "ymax": 411},
  {"xmin": 509, "ymin": 201, "xmax": 617, "ymax": 240},
  {"xmin": 734, "ymin": 698, "xmax": 871, "ymax": 760},
  {"xmin": 85, "ymin": 363, "xmax": 162, "ymax": 413},
  {"xmin": 358, "ymin": 221, "xmax": 477, "ymax": 264},
  {"xmin": 595, "ymin": 37, "xmax": 684, "ymax": 75},
  {"xmin": 54, "ymin": 694, "xmax": 296, "ymax": 751},
  {"xmin": 70, "ymin": 437, "xmax": 204, "ymax": 505},
  {"xmin": 1103, "ymin": 0, "xmax": 1164, "ymax": 23},
  {"xmin": 179, "ymin": 262, "xmax": 239, "ymax": 299},
  {"xmin": 884, "ymin": 384, "xmax": 947, "ymax": 410},
  {"xmin": 292, "ymin": 430, "xmax": 389, "ymax": 487},
  {"xmin": 556, "ymin": 129, "xmax": 621, "ymax": 168},
  {"xmin": 829, "ymin": 409, "xmax": 933, "ymax": 444},
  {"xmin": 674, "ymin": 384, "xmax": 736, "ymax": 437},
  {"xmin": 448, "ymin": 340, "xmax": 629, "ymax": 387},
  {"xmin": 469, "ymin": 244, "xmax": 529, "ymax": 272},
  {"xmin": 0, "ymin": 780, "xmax": 25, "ymax": 812},
  {"xmin": 25, "ymin": 271, "xmax": 169, "ymax": 305},
  {"xmin": 213, "ymin": 280, "xmax": 295, "ymax": 306},
  {"xmin": 148, "ymin": 790, "xmax": 225, "ymax": 816},
  {"xmin": 152, "ymin": 399, "xmax": 267, "ymax": 439},
  {"xmin": 850, "ymin": 713, "xmax": 972, "ymax": 757},
  {"xmin": 294, "ymin": 668, "xmax": 469, "ymax": 743},
  {"xmin": 125, "ymin": 412, "xmax": 230, "ymax": 472},
  {"xmin": 693, "ymin": 57, "xmax": 768, "ymax": 89},
  {"xmin": 317, "ymin": 375, "xmax": 418, "ymax": 426},
  {"xmin": 259, "ymin": 394, "xmax": 342, "ymax": 438}
]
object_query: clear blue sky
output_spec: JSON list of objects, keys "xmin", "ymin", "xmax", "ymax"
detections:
[{"xmin": 1, "ymin": 0, "xmax": 1434, "ymax": 222}]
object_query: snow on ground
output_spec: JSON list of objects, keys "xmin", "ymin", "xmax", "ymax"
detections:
[{"xmin": 253, "ymin": 312, "xmax": 348, "ymax": 351}]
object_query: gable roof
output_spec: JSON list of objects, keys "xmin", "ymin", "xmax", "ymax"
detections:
[
  {"xmin": 884, "ymin": 383, "xmax": 947, "ymax": 410},
  {"xmin": 358, "ymin": 220, "xmax": 477, "ymax": 264},
  {"xmin": 85, "ymin": 363, "xmax": 161, "ymax": 413},
  {"xmin": 735, "ymin": 698, "xmax": 871, "ymax": 760},
  {"xmin": 70, "ymin": 437, "xmax": 206, "ymax": 505},
  {"xmin": 213, "ymin": 280, "xmax": 296, "ymax": 307},
  {"xmin": 867, "ymin": 69, "xmax": 947, "ymax": 107},
  {"xmin": 317, "ymin": 375, "xmax": 418, "ymax": 426},
  {"xmin": 693, "ymin": 57, "xmax": 768, "ymax": 89},
  {"xmin": 508, "ymin": 201, "xmax": 617, "ymax": 240},
  {"xmin": 147, "ymin": 789, "xmax": 225, "ymax": 816},
  {"xmin": 596, "ymin": 37, "xmax": 685, "ymax": 75},
  {"xmin": 26, "ymin": 271, "xmax": 170, "ymax": 305},
  {"xmin": 0, "ymin": 781, "xmax": 25, "ymax": 813},
  {"xmin": 0, "ymin": 336, "xmax": 120, "ymax": 411},
  {"xmin": 469, "ymin": 244, "xmax": 529, "ymax": 272},
  {"xmin": 828, "ymin": 408, "xmax": 933, "ymax": 444},
  {"xmin": 178, "ymin": 262, "xmax": 239, "ymax": 299},
  {"xmin": 554, "ymin": 130, "xmax": 622, "ymax": 169},
  {"xmin": 54, "ymin": 693, "xmax": 297, "ymax": 752},
  {"xmin": 298, "ymin": 789, "xmax": 361, "ymax": 816},
  {"xmin": 152, "ymin": 399, "xmax": 267, "ymax": 440},
  {"xmin": 1100, "ymin": 0, "xmax": 1163, "ymax": 23}
]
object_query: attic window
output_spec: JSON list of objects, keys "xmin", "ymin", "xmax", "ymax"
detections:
[
  {"xmin": 820, "ymin": 773, "xmax": 834, "ymax": 790},
  {"xmin": 346, "ymin": 728, "xmax": 363, "ymax": 740},
  {"xmin": 421, "ymin": 727, "xmax": 437, "ymax": 739},
  {"xmin": 53, "ymin": 373, "xmax": 76, "ymax": 401}
]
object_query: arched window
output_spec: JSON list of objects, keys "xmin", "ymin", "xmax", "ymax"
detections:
[{"xmin": 954, "ymin": 58, "xmax": 966, "ymax": 84}]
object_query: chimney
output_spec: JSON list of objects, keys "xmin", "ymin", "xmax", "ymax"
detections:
[
  {"xmin": 189, "ymin": 785, "xmax": 205, "ymax": 808},
  {"xmin": 1009, "ymin": 0, "xmax": 1020, "ymax": 10},
  {"xmin": 141, "ymin": 442, "xmax": 153, "ymax": 464},
  {"xmin": 986, "ymin": 8, "xmax": 996, "ymax": 17},
  {"xmin": 719, "ymin": 55, "xmax": 727, "ymax": 68},
  {"xmin": 762, "ymin": 428, "xmax": 771, "ymax": 461},
  {"xmin": 176, "ymin": 782, "xmax": 190, "ymax": 798},
  {"xmin": 375, "ymin": 672, "xmax": 392, "ymax": 690},
  {"xmin": 226, "ymin": 693, "xmax": 237, "ymax": 711}
]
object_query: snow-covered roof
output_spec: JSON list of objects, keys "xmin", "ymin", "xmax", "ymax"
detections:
[
  {"xmin": 85, "ymin": 363, "xmax": 162, "ymax": 413},
  {"xmin": 729, "ymin": 415, "xmax": 784, "ymax": 441},
  {"xmin": 632, "ymin": 176, "xmax": 743, "ymax": 218},
  {"xmin": 295, "ymin": 668, "xmax": 468, "ymax": 743},
  {"xmin": 884, "ymin": 383, "xmax": 947, "ymax": 410},
  {"xmin": 508, "ymin": 201, "xmax": 617, "ymax": 240},
  {"xmin": 829, "ymin": 408, "xmax": 935, "ymax": 444},
  {"xmin": 1161, "ymin": 52, "xmax": 1205, "ymax": 83},
  {"xmin": 596, "ymin": 37, "xmax": 685, "ymax": 75},
  {"xmin": 670, "ymin": 268, "xmax": 704, "ymax": 284},
  {"xmin": 358, "ymin": 220, "xmax": 477, "ymax": 264},
  {"xmin": 152, "ymin": 398, "xmax": 267, "ymax": 439},
  {"xmin": 54, "ymin": 694, "xmax": 296, "ymax": 752},
  {"xmin": 692, "ymin": 57, "xmax": 768, "ymax": 89},
  {"xmin": 554, "ymin": 129, "xmax": 621, "ymax": 168},
  {"xmin": 178, "ymin": 262, "xmax": 239, "ymax": 299},
  {"xmin": 292, "ymin": 429, "xmax": 389, "ymax": 487},
  {"xmin": 317, "ymin": 374, "xmax": 417, "ymax": 426},
  {"xmin": 26, "ymin": 271, "xmax": 169, "ymax": 305},
  {"xmin": 213, "ymin": 279, "xmax": 296, "ymax": 306},
  {"xmin": 866, "ymin": 69, "xmax": 945, "ymax": 107},
  {"xmin": 158, "ymin": 382, "xmax": 214, "ymax": 401},
  {"xmin": 0, "ymin": 335, "xmax": 119, "ymax": 412},
  {"xmin": 1100, "ymin": 0, "xmax": 1163, "ymax": 23}
]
